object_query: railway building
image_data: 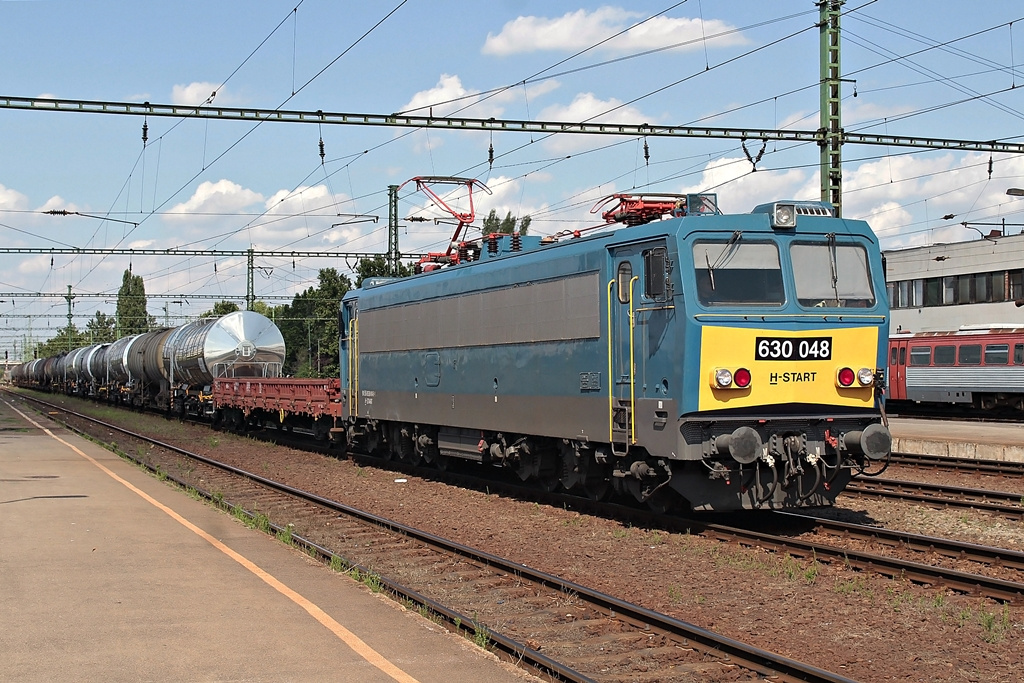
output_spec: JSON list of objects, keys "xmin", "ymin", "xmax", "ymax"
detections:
[{"xmin": 884, "ymin": 230, "xmax": 1024, "ymax": 333}]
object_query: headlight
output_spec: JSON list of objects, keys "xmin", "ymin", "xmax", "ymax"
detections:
[
  {"xmin": 714, "ymin": 368, "xmax": 733, "ymax": 388},
  {"xmin": 772, "ymin": 203, "xmax": 796, "ymax": 229},
  {"xmin": 857, "ymin": 367, "xmax": 875, "ymax": 386}
]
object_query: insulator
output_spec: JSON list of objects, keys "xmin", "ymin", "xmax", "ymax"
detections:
[
  {"xmin": 457, "ymin": 242, "xmax": 469, "ymax": 261},
  {"xmin": 142, "ymin": 120, "xmax": 149, "ymax": 146},
  {"xmin": 488, "ymin": 142, "xmax": 494, "ymax": 169},
  {"xmin": 487, "ymin": 234, "xmax": 499, "ymax": 255},
  {"xmin": 319, "ymin": 137, "xmax": 325, "ymax": 163},
  {"xmin": 988, "ymin": 155, "xmax": 993, "ymax": 179},
  {"xmin": 511, "ymin": 232, "xmax": 521, "ymax": 251},
  {"xmin": 643, "ymin": 138, "xmax": 650, "ymax": 166}
]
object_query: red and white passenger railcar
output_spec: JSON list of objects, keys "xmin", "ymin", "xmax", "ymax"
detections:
[{"xmin": 887, "ymin": 327, "xmax": 1024, "ymax": 412}]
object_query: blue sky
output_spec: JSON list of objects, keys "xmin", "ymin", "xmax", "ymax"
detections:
[{"xmin": 1, "ymin": 0, "xmax": 1023, "ymax": 350}]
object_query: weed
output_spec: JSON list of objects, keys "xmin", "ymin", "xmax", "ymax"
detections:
[
  {"xmin": 307, "ymin": 544, "xmax": 319, "ymax": 560},
  {"xmin": 667, "ymin": 585, "xmax": 684, "ymax": 603},
  {"xmin": 212, "ymin": 491, "xmax": 224, "ymax": 507},
  {"xmin": 933, "ymin": 594, "xmax": 946, "ymax": 609},
  {"xmin": 356, "ymin": 466, "xmax": 367, "ymax": 478},
  {"xmin": 330, "ymin": 555, "xmax": 345, "ymax": 573},
  {"xmin": 362, "ymin": 571, "xmax": 383, "ymax": 593},
  {"xmin": 155, "ymin": 464, "xmax": 167, "ymax": 481},
  {"xmin": 186, "ymin": 486, "xmax": 201, "ymax": 501},
  {"xmin": 648, "ymin": 531, "xmax": 664, "ymax": 546},
  {"xmin": 208, "ymin": 436, "xmax": 220, "ymax": 448},
  {"xmin": 694, "ymin": 594, "xmax": 705, "ymax": 605},
  {"xmin": 979, "ymin": 608, "xmax": 1001, "ymax": 643},
  {"xmin": 803, "ymin": 561, "xmax": 820, "ymax": 585},
  {"xmin": 563, "ymin": 515, "xmax": 584, "ymax": 528},
  {"xmin": 612, "ymin": 527, "xmax": 630, "ymax": 539},
  {"xmin": 471, "ymin": 616, "xmax": 490, "ymax": 649},
  {"xmin": 232, "ymin": 505, "xmax": 249, "ymax": 523},
  {"xmin": 454, "ymin": 617, "xmax": 462, "ymax": 630},
  {"xmin": 253, "ymin": 513, "xmax": 271, "ymax": 533},
  {"xmin": 276, "ymin": 523, "xmax": 294, "ymax": 545}
]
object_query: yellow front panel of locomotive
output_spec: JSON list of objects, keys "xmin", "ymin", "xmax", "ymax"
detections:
[{"xmin": 697, "ymin": 325, "xmax": 878, "ymax": 411}]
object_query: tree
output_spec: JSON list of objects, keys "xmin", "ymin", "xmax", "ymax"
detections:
[
  {"xmin": 116, "ymin": 270, "xmax": 155, "ymax": 335},
  {"xmin": 481, "ymin": 209, "xmax": 530, "ymax": 236},
  {"xmin": 33, "ymin": 325, "xmax": 87, "ymax": 358},
  {"xmin": 354, "ymin": 255, "xmax": 413, "ymax": 288},
  {"xmin": 276, "ymin": 268, "xmax": 352, "ymax": 378},
  {"xmin": 199, "ymin": 300, "xmax": 240, "ymax": 318},
  {"xmin": 85, "ymin": 312, "xmax": 117, "ymax": 343}
]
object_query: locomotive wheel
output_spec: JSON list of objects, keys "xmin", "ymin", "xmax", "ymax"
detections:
[{"xmin": 583, "ymin": 476, "xmax": 611, "ymax": 501}]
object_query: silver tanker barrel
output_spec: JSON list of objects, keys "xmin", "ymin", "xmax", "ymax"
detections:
[
  {"xmin": 84, "ymin": 343, "xmax": 110, "ymax": 382},
  {"xmin": 71, "ymin": 344, "xmax": 101, "ymax": 383},
  {"xmin": 126, "ymin": 329, "xmax": 174, "ymax": 386},
  {"xmin": 105, "ymin": 334, "xmax": 142, "ymax": 383},
  {"xmin": 167, "ymin": 311, "xmax": 285, "ymax": 386}
]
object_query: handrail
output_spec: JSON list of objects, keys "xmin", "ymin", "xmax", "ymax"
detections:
[{"xmin": 628, "ymin": 275, "xmax": 639, "ymax": 445}]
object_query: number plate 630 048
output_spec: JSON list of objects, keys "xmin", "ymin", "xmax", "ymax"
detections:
[{"xmin": 755, "ymin": 336, "xmax": 832, "ymax": 361}]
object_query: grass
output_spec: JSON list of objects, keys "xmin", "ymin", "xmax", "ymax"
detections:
[
  {"xmin": 276, "ymin": 523, "xmax": 294, "ymax": 545},
  {"xmin": 471, "ymin": 615, "xmax": 490, "ymax": 649}
]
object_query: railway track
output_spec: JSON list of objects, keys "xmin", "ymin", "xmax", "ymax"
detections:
[
  {"xmin": 13, "ymin": 388, "xmax": 1024, "ymax": 606},
  {"xmin": 845, "ymin": 477, "xmax": 1024, "ymax": 520},
  {"xmin": 8, "ymin": 391, "xmax": 857, "ymax": 683},
  {"xmin": 888, "ymin": 451, "xmax": 1024, "ymax": 477}
]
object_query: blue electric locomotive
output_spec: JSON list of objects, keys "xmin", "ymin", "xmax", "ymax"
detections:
[{"xmin": 340, "ymin": 193, "xmax": 890, "ymax": 512}]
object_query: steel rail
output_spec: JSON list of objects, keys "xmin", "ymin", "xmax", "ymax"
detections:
[
  {"xmin": 780, "ymin": 511, "xmax": 1024, "ymax": 572},
  {"xmin": 888, "ymin": 452, "xmax": 1024, "ymax": 477},
  {"xmin": 846, "ymin": 478, "xmax": 1024, "ymax": 520}
]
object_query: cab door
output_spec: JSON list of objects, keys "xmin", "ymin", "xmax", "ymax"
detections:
[
  {"xmin": 887, "ymin": 338, "xmax": 908, "ymax": 400},
  {"xmin": 609, "ymin": 250, "xmax": 638, "ymax": 452},
  {"xmin": 608, "ymin": 240, "xmax": 673, "ymax": 452}
]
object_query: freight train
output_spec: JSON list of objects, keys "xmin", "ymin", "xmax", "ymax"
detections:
[
  {"xmin": 12, "ymin": 192, "xmax": 893, "ymax": 512},
  {"xmin": 887, "ymin": 326, "xmax": 1024, "ymax": 413},
  {"xmin": 10, "ymin": 310, "xmax": 286, "ymax": 414}
]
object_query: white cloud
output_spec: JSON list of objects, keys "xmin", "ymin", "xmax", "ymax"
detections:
[
  {"xmin": 248, "ymin": 184, "xmax": 356, "ymax": 248},
  {"xmin": 170, "ymin": 82, "xmax": 235, "ymax": 106},
  {"xmin": 675, "ymin": 156, "xmax": 809, "ymax": 214},
  {"xmin": 0, "ymin": 183, "xmax": 29, "ymax": 211},
  {"xmin": 539, "ymin": 92, "xmax": 653, "ymax": 153},
  {"xmin": 37, "ymin": 195, "xmax": 77, "ymax": 213},
  {"xmin": 483, "ymin": 7, "xmax": 746, "ymax": 56},
  {"xmin": 167, "ymin": 179, "xmax": 264, "ymax": 219},
  {"xmin": 398, "ymin": 73, "xmax": 505, "ymax": 119}
]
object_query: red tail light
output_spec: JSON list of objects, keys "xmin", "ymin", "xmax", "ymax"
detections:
[{"xmin": 837, "ymin": 367, "xmax": 855, "ymax": 387}]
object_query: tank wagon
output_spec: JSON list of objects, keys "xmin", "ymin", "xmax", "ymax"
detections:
[
  {"xmin": 335, "ymin": 193, "xmax": 892, "ymax": 511},
  {"xmin": 13, "ymin": 311, "xmax": 285, "ymax": 415}
]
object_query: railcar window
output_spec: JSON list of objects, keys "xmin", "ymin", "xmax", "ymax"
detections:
[
  {"xmin": 890, "ymin": 346, "xmax": 898, "ymax": 364},
  {"xmin": 899, "ymin": 347, "xmax": 905, "ymax": 365},
  {"xmin": 934, "ymin": 345, "xmax": 955, "ymax": 365},
  {"xmin": 791, "ymin": 242, "xmax": 875, "ymax": 308},
  {"xmin": 959, "ymin": 344, "xmax": 982, "ymax": 365},
  {"xmin": 984, "ymin": 344, "xmax": 1009, "ymax": 365},
  {"xmin": 617, "ymin": 262, "xmax": 633, "ymax": 304},
  {"xmin": 1015, "ymin": 343, "xmax": 1024, "ymax": 365},
  {"xmin": 693, "ymin": 240, "xmax": 783, "ymax": 306},
  {"xmin": 909, "ymin": 346, "xmax": 931, "ymax": 366}
]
